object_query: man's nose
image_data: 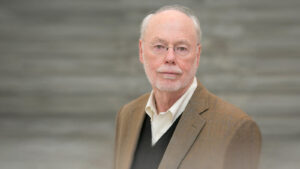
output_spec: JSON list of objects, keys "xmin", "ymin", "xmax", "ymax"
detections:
[{"xmin": 164, "ymin": 47, "xmax": 176, "ymax": 64}]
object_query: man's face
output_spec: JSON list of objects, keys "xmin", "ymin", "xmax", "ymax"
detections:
[{"xmin": 139, "ymin": 10, "xmax": 201, "ymax": 92}]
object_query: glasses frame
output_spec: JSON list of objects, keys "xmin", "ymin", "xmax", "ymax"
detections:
[{"xmin": 143, "ymin": 40, "xmax": 198, "ymax": 57}]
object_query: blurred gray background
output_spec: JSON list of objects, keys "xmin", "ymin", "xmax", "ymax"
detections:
[{"xmin": 0, "ymin": 0, "xmax": 299, "ymax": 169}]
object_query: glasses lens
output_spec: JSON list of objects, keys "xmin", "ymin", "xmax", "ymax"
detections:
[
  {"xmin": 150, "ymin": 43, "xmax": 190, "ymax": 56},
  {"xmin": 175, "ymin": 46, "xmax": 189, "ymax": 56},
  {"xmin": 152, "ymin": 44, "xmax": 166, "ymax": 54}
]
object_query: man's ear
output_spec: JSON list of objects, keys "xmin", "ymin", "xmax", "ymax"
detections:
[
  {"xmin": 139, "ymin": 40, "xmax": 144, "ymax": 64},
  {"xmin": 196, "ymin": 44, "xmax": 201, "ymax": 66}
]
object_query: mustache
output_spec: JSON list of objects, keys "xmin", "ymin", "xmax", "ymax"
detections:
[{"xmin": 156, "ymin": 65, "xmax": 183, "ymax": 74}]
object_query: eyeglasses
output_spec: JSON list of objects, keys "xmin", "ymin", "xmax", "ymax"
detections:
[{"xmin": 148, "ymin": 43, "xmax": 192, "ymax": 57}]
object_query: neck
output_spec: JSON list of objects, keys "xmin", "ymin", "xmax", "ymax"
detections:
[{"xmin": 153, "ymin": 80, "xmax": 194, "ymax": 114}]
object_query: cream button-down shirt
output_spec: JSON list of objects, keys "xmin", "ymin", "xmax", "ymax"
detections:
[{"xmin": 145, "ymin": 77, "xmax": 198, "ymax": 146}]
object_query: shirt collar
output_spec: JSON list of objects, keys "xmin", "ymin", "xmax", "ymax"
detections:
[
  {"xmin": 169, "ymin": 77, "xmax": 197, "ymax": 121},
  {"xmin": 145, "ymin": 91, "xmax": 156, "ymax": 120},
  {"xmin": 145, "ymin": 77, "xmax": 197, "ymax": 121}
]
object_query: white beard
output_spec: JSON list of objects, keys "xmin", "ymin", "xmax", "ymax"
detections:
[{"xmin": 143, "ymin": 56, "xmax": 198, "ymax": 92}]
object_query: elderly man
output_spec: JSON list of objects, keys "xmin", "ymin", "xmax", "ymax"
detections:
[{"xmin": 114, "ymin": 5, "xmax": 261, "ymax": 169}]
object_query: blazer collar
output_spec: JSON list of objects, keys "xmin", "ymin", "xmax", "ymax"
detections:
[{"xmin": 158, "ymin": 80, "xmax": 209, "ymax": 169}]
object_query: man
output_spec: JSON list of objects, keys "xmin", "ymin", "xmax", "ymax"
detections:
[{"xmin": 114, "ymin": 5, "xmax": 261, "ymax": 169}]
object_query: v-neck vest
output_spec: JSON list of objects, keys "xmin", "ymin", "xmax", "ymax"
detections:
[{"xmin": 131, "ymin": 114, "xmax": 182, "ymax": 169}]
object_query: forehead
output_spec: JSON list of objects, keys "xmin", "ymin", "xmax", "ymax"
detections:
[{"xmin": 144, "ymin": 10, "xmax": 197, "ymax": 44}]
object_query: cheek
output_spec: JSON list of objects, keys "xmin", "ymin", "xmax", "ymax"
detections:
[
  {"xmin": 144, "ymin": 56, "xmax": 162, "ymax": 70},
  {"xmin": 178, "ymin": 58, "xmax": 195, "ymax": 72}
]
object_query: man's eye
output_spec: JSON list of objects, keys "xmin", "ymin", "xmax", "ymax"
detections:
[
  {"xmin": 154, "ymin": 45, "xmax": 165, "ymax": 50},
  {"xmin": 176, "ymin": 46, "xmax": 188, "ymax": 51}
]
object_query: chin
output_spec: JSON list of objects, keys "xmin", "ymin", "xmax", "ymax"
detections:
[{"xmin": 155, "ymin": 80, "xmax": 183, "ymax": 92}]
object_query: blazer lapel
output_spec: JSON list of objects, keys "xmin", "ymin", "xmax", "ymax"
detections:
[
  {"xmin": 122, "ymin": 95, "xmax": 148, "ymax": 169},
  {"xmin": 158, "ymin": 82, "xmax": 209, "ymax": 169}
]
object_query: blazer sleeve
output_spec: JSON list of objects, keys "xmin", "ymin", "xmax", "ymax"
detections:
[
  {"xmin": 223, "ymin": 118, "xmax": 262, "ymax": 169},
  {"xmin": 113, "ymin": 107, "xmax": 123, "ymax": 169}
]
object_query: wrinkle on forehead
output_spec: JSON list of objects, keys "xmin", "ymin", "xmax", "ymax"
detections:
[{"xmin": 144, "ymin": 10, "xmax": 198, "ymax": 44}]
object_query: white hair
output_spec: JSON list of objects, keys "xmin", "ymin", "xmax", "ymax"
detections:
[{"xmin": 140, "ymin": 5, "xmax": 202, "ymax": 43}]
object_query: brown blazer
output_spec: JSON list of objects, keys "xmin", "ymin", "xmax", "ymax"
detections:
[{"xmin": 114, "ymin": 81, "xmax": 261, "ymax": 169}]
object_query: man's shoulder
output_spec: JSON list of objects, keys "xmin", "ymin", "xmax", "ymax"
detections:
[
  {"xmin": 196, "ymin": 81, "xmax": 250, "ymax": 121},
  {"xmin": 202, "ymin": 91, "xmax": 260, "ymax": 138},
  {"xmin": 205, "ymin": 91, "xmax": 252, "ymax": 122}
]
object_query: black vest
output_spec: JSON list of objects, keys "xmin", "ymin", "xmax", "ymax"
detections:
[{"xmin": 131, "ymin": 114, "xmax": 182, "ymax": 169}]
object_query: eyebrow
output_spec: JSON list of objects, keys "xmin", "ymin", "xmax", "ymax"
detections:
[
  {"xmin": 175, "ymin": 40, "xmax": 190, "ymax": 45},
  {"xmin": 151, "ymin": 37, "xmax": 191, "ymax": 46},
  {"xmin": 151, "ymin": 38, "xmax": 167, "ymax": 44}
]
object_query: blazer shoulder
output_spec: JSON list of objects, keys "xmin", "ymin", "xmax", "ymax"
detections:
[
  {"xmin": 206, "ymin": 91, "xmax": 253, "ymax": 122},
  {"xmin": 205, "ymin": 91, "xmax": 261, "ymax": 141}
]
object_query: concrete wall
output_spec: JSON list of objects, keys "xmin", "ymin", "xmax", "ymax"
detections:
[{"xmin": 0, "ymin": 0, "xmax": 299, "ymax": 168}]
